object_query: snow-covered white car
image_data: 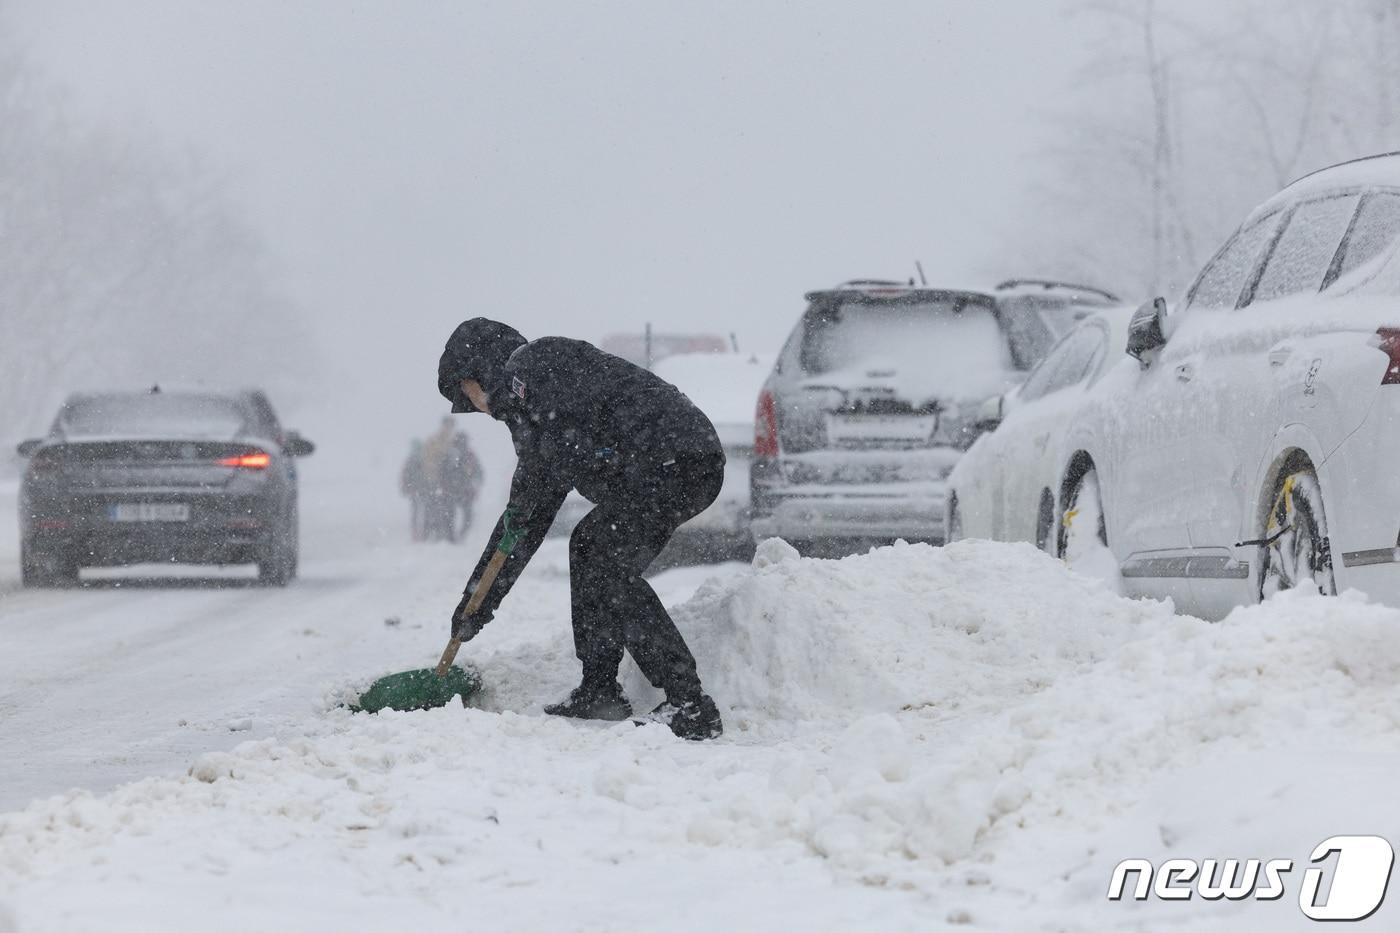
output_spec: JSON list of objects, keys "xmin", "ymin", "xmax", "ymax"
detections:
[
  {"xmin": 1052, "ymin": 153, "xmax": 1400, "ymax": 619},
  {"xmin": 946, "ymin": 305, "xmax": 1133, "ymax": 551},
  {"xmin": 749, "ymin": 278, "xmax": 1119, "ymax": 551}
]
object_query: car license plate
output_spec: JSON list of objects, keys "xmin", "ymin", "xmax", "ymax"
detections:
[
  {"xmin": 827, "ymin": 413, "xmax": 938, "ymax": 444},
  {"xmin": 109, "ymin": 503, "xmax": 190, "ymax": 522}
]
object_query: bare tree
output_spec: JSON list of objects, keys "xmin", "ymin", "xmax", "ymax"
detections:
[
  {"xmin": 1007, "ymin": 0, "xmax": 1400, "ymax": 303},
  {"xmin": 0, "ymin": 30, "xmax": 311, "ymax": 444}
]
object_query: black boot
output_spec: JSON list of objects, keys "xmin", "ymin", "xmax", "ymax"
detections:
[
  {"xmin": 543, "ymin": 679, "xmax": 632, "ymax": 721},
  {"xmin": 645, "ymin": 693, "xmax": 723, "ymax": 741}
]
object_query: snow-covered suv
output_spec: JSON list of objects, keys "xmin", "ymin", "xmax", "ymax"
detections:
[
  {"xmin": 1054, "ymin": 153, "xmax": 1400, "ymax": 619},
  {"xmin": 749, "ymin": 278, "xmax": 1118, "ymax": 550}
]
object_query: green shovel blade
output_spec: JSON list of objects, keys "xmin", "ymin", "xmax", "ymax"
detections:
[{"xmin": 349, "ymin": 665, "xmax": 482, "ymax": 713}]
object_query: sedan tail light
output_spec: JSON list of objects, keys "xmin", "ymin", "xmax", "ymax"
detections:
[
  {"xmin": 218, "ymin": 451, "xmax": 271, "ymax": 469},
  {"xmin": 1376, "ymin": 328, "xmax": 1400, "ymax": 385},
  {"xmin": 754, "ymin": 389, "xmax": 779, "ymax": 458}
]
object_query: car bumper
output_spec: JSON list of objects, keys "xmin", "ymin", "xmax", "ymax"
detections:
[
  {"xmin": 22, "ymin": 491, "xmax": 281, "ymax": 567},
  {"xmin": 750, "ymin": 481, "xmax": 948, "ymax": 543},
  {"xmin": 1335, "ymin": 557, "xmax": 1400, "ymax": 607}
]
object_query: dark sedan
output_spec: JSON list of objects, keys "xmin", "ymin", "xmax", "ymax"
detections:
[{"xmin": 16, "ymin": 388, "xmax": 314, "ymax": 587}]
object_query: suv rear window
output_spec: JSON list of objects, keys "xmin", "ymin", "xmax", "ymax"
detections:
[
  {"xmin": 800, "ymin": 297, "xmax": 1015, "ymax": 399},
  {"xmin": 58, "ymin": 394, "xmax": 248, "ymax": 439}
]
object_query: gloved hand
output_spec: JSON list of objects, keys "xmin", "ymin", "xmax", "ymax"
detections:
[{"xmin": 450, "ymin": 591, "xmax": 492, "ymax": 642}]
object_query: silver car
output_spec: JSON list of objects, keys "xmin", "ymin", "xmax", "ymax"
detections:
[{"xmin": 749, "ymin": 278, "xmax": 1117, "ymax": 551}]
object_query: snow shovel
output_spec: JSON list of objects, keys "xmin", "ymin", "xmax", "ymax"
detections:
[{"xmin": 349, "ymin": 549, "xmax": 507, "ymax": 713}]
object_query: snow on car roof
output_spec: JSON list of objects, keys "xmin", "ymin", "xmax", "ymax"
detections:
[
  {"xmin": 1250, "ymin": 151, "xmax": 1400, "ymax": 221},
  {"xmin": 805, "ymin": 281, "xmax": 998, "ymax": 302},
  {"xmin": 993, "ymin": 278, "xmax": 1121, "ymax": 303},
  {"xmin": 806, "ymin": 278, "xmax": 1120, "ymax": 305}
]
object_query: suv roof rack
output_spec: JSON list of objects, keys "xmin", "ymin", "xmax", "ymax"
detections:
[
  {"xmin": 833, "ymin": 278, "xmax": 915, "ymax": 289},
  {"xmin": 805, "ymin": 279, "xmax": 1005, "ymax": 303},
  {"xmin": 994, "ymin": 278, "xmax": 1120, "ymax": 303}
]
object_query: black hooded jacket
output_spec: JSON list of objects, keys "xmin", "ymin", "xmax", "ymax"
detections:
[{"xmin": 439, "ymin": 319, "xmax": 724, "ymax": 622}]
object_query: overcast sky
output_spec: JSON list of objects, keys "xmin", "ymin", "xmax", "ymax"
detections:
[{"xmin": 7, "ymin": 0, "xmax": 1082, "ymax": 438}]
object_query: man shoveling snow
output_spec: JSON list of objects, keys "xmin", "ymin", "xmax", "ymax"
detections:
[{"xmin": 437, "ymin": 318, "xmax": 725, "ymax": 740}]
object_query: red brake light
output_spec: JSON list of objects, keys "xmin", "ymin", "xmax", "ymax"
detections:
[
  {"xmin": 218, "ymin": 451, "xmax": 271, "ymax": 469},
  {"xmin": 1377, "ymin": 328, "xmax": 1400, "ymax": 385},
  {"xmin": 754, "ymin": 389, "xmax": 779, "ymax": 458}
]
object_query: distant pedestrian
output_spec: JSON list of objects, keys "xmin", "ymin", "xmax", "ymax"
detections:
[
  {"xmin": 444, "ymin": 430, "xmax": 482, "ymax": 540},
  {"xmin": 421, "ymin": 418, "xmax": 457, "ymax": 542},
  {"xmin": 400, "ymin": 440, "xmax": 429, "ymax": 541}
]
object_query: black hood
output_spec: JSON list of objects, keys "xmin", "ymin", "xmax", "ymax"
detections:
[{"xmin": 438, "ymin": 318, "xmax": 527, "ymax": 413}]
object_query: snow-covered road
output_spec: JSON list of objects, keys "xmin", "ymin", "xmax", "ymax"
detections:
[
  {"xmin": 0, "ymin": 469, "xmax": 738, "ymax": 812},
  {"xmin": 5, "ymin": 473, "xmax": 1400, "ymax": 931},
  {"xmin": 0, "ymin": 473, "xmax": 424, "ymax": 807}
]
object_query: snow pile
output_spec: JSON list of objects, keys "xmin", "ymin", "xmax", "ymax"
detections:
[
  {"xmin": 632, "ymin": 542, "xmax": 1400, "ymax": 881},
  {"xmin": 654, "ymin": 537, "xmax": 1167, "ymax": 726},
  {"xmin": 6, "ymin": 541, "xmax": 1400, "ymax": 930}
]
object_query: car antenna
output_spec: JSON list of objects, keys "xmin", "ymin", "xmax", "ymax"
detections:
[
  {"xmin": 149, "ymin": 383, "xmax": 161, "ymax": 394},
  {"xmin": 915, "ymin": 261, "xmax": 928, "ymax": 286}
]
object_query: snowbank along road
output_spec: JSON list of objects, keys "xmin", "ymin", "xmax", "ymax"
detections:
[{"xmin": 4, "ymin": 473, "xmax": 1400, "ymax": 930}]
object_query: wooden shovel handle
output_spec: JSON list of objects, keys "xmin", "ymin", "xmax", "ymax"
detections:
[{"xmin": 435, "ymin": 548, "xmax": 509, "ymax": 676}]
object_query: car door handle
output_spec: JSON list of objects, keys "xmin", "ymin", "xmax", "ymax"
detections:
[{"xmin": 1174, "ymin": 363, "xmax": 1194, "ymax": 382}]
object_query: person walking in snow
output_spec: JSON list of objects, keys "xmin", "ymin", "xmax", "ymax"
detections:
[
  {"xmin": 400, "ymin": 440, "xmax": 429, "ymax": 542},
  {"xmin": 444, "ymin": 430, "xmax": 482, "ymax": 540},
  {"xmin": 437, "ymin": 318, "xmax": 725, "ymax": 740},
  {"xmin": 421, "ymin": 418, "xmax": 458, "ymax": 542}
]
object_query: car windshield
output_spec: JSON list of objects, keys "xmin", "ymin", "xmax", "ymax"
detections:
[
  {"xmin": 57, "ymin": 394, "xmax": 248, "ymax": 440},
  {"xmin": 801, "ymin": 297, "xmax": 1015, "ymax": 401}
]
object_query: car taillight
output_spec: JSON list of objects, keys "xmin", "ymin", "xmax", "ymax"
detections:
[
  {"xmin": 218, "ymin": 451, "xmax": 271, "ymax": 469},
  {"xmin": 1376, "ymin": 328, "xmax": 1400, "ymax": 385},
  {"xmin": 754, "ymin": 389, "xmax": 779, "ymax": 458}
]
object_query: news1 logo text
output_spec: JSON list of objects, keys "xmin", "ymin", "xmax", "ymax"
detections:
[{"xmin": 1108, "ymin": 835, "xmax": 1395, "ymax": 922}]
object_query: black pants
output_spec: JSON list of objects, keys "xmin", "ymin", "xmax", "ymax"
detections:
[{"xmin": 569, "ymin": 454, "xmax": 723, "ymax": 701}]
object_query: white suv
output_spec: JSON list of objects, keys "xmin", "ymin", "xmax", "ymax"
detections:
[{"xmin": 1056, "ymin": 153, "xmax": 1400, "ymax": 619}]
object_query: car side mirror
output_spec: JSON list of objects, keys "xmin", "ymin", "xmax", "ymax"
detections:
[
  {"xmin": 1126, "ymin": 297, "xmax": 1169, "ymax": 367},
  {"xmin": 974, "ymin": 394, "xmax": 1004, "ymax": 431},
  {"xmin": 16, "ymin": 438, "xmax": 42, "ymax": 457},
  {"xmin": 284, "ymin": 432, "xmax": 315, "ymax": 457}
]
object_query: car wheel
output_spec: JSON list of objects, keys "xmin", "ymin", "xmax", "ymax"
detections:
[
  {"xmin": 1258, "ymin": 468, "xmax": 1335, "ymax": 599},
  {"xmin": 1035, "ymin": 489, "xmax": 1055, "ymax": 553},
  {"xmin": 257, "ymin": 509, "xmax": 298, "ymax": 587},
  {"xmin": 21, "ymin": 543, "xmax": 79, "ymax": 588},
  {"xmin": 1058, "ymin": 466, "xmax": 1118, "ymax": 586}
]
